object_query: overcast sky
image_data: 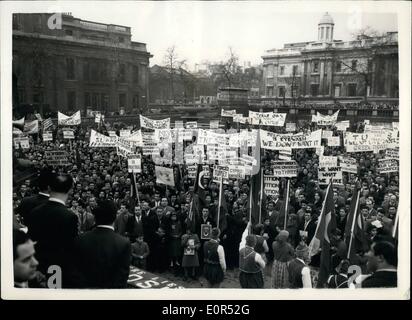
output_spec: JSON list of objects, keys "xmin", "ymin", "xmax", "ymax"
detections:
[{"xmin": 61, "ymin": 2, "xmax": 397, "ymax": 70}]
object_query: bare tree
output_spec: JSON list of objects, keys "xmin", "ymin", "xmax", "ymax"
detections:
[{"xmin": 163, "ymin": 46, "xmax": 186, "ymax": 102}]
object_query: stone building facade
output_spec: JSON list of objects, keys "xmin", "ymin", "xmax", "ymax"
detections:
[
  {"xmin": 12, "ymin": 13, "xmax": 152, "ymax": 115},
  {"xmin": 262, "ymin": 13, "xmax": 398, "ymax": 102}
]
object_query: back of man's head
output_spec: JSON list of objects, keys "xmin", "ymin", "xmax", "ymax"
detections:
[
  {"xmin": 93, "ymin": 200, "xmax": 117, "ymax": 226},
  {"xmin": 246, "ymin": 234, "xmax": 257, "ymax": 247},
  {"xmin": 37, "ymin": 168, "xmax": 53, "ymax": 192},
  {"xmin": 373, "ymin": 240, "xmax": 398, "ymax": 267},
  {"xmin": 49, "ymin": 173, "xmax": 73, "ymax": 194},
  {"xmin": 13, "ymin": 229, "xmax": 30, "ymax": 261}
]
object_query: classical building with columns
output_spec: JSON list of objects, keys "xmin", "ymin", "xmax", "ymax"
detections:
[
  {"xmin": 13, "ymin": 13, "xmax": 152, "ymax": 116},
  {"xmin": 261, "ymin": 12, "xmax": 398, "ymax": 102}
]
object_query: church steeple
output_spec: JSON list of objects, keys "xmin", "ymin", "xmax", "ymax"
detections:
[{"xmin": 318, "ymin": 12, "xmax": 334, "ymax": 42}]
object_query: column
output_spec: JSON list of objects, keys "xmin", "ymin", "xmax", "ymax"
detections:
[{"xmin": 319, "ymin": 60, "xmax": 325, "ymax": 95}]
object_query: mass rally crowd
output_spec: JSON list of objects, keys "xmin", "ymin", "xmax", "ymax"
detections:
[{"xmin": 12, "ymin": 108, "xmax": 399, "ymax": 289}]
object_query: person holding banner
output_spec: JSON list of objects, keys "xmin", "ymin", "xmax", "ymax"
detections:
[{"xmin": 238, "ymin": 221, "xmax": 266, "ymax": 288}]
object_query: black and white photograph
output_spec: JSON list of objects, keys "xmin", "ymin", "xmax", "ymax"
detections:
[{"xmin": 1, "ymin": 1, "xmax": 410, "ymax": 300}]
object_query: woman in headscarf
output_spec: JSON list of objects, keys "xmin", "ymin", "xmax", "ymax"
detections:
[{"xmin": 271, "ymin": 230, "xmax": 295, "ymax": 288}]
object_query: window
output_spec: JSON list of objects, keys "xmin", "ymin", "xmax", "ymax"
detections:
[
  {"xmin": 92, "ymin": 93, "xmax": 100, "ymax": 108},
  {"xmin": 133, "ymin": 65, "xmax": 139, "ymax": 83},
  {"xmin": 335, "ymin": 61, "xmax": 342, "ymax": 72},
  {"xmin": 102, "ymin": 94, "xmax": 109, "ymax": 110},
  {"xmin": 133, "ymin": 95, "xmax": 139, "ymax": 108},
  {"xmin": 65, "ymin": 29, "xmax": 73, "ymax": 36},
  {"xmin": 119, "ymin": 93, "xmax": 126, "ymax": 108},
  {"xmin": 66, "ymin": 58, "xmax": 75, "ymax": 80},
  {"xmin": 313, "ymin": 61, "xmax": 319, "ymax": 73},
  {"xmin": 91, "ymin": 61, "xmax": 98, "ymax": 81},
  {"xmin": 119, "ymin": 64, "xmax": 126, "ymax": 82},
  {"xmin": 267, "ymin": 87, "xmax": 274, "ymax": 97},
  {"xmin": 119, "ymin": 37, "xmax": 124, "ymax": 43},
  {"xmin": 278, "ymin": 86, "xmax": 286, "ymax": 97},
  {"xmin": 280, "ymin": 66, "xmax": 285, "ymax": 76},
  {"xmin": 67, "ymin": 91, "xmax": 76, "ymax": 110},
  {"xmin": 347, "ymin": 83, "xmax": 357, "ymax": 96},
  {"xmin": 84, "ymin": 92, "xmax": 91, "ymax": 107},
  {"xmin": 100, "ymin": 62, "xmax": 107, "ymax": 81},
  {"xmin": 310, "ymin": 84, "xmax": 319, "ymax": 96},
  {"xmin": 83, "ymin": 60, "xmax": 90, "ymax": 81},
  {"xmin": 292, "ymin": 65, "xmax": 298, "ymax": 75},
  {"xmin": 351, "ymin": 60, "xmax": 357, "ymax": 70},
  {"xmin": 334, "ymin": 84, "xmax": 341, "ymax": 97}
]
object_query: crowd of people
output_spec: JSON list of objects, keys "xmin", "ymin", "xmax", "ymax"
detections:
[{"xmin": 12, "ymin": 114, "xmax": 399, "ymax": 289}]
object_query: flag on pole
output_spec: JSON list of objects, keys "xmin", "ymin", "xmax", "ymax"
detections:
[
  {"xmin": 274, "ymin": 179, "xmax": 290, "ymax": 229},
  {"xmin": 216, "ymin": 178, "xmax": 228, "ymax": 233},
  {"xmin": 188, "ymin": 164, "xmax": 207, "ymax": 232},
  {"xmin": 250, "ymin": 168, "xmax": 264, "ymax": 225},
  {"xmin": 13, "ymin": 117, "xmax": 25, "ymax": 131},
  {"xmin": 308, "ymin": 181, "xmax": 337, "ymax": 287},
  {"xmin": 250, "ymin": 129, "xmax": 261, "ymax": 176},
  {"xmin": 344, "ymin": 188, "xmax": 368, "ymax": 262},
  {"xmin": 42, "ymin": 118, "xmax": 53, "ymax": 131}
]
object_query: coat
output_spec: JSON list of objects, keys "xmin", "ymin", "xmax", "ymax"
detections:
[
  {"xmin": 16, "ymin": 193, "xmax": 49, "ymax": 227},
  {"xmin": 73, "ymin": 227, "xmax": 131, "ymax": 288}
]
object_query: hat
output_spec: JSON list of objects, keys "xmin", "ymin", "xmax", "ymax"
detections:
[
  {"xmin": 276, "ymin": 230, "xmax": 289, "ymax": 241},
  {"xmin": 295, "ymin": 243, "xmax": 309, "ymax": 258}
]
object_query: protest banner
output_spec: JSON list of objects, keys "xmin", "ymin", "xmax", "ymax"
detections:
[
  {"xmin": 364, "ymin": 119, "xmax": 370, "ymax": 125},
  {"xmin": 264, "ymin": 175, "xmax": 280, "ymax": 196},
  {"xmin": 249, "ymin": 111, "xmax": 286, "ymax": 126},
  {"xmin": 316, "ymin": 146, "xmax": 324, "ymax": 156},
  {"xmin": 42, "ymin": 131, "xmax": 53, "ymax": 142},
  {"xmin": 155, "ymin": 166, "xmax": 175, "ymax": 186},
  {"xmin": 201, "ymin": 224, "xmax": 212, "ymax": 240},
  {"xmin": 228, "ymin": 165, "xmax": 246, "ymax": 180},
  {"xmin": 89, "ymin": 129, "xmax": 118, "ymax": 147},
  {"xmin": 63, "ymin": 129, "xmax": 75, "ymax": 139},
  {"xmin": 271, "ymin": 161, "xmax": 298, "ymax": 177},
  {"xmin": 278, "ymin": 148, "xmax": 292, "ymax": 160},
  {"xmin": 94, "ymin": 113, "xmax": 104, "ymax": 124},
  {"xmin": 187, "ymin": 165, "xmax": 197, "ymax": 179},
  {"xmin": 120, "ymin": 129, "xmax": 131, "ymax": 137},
  {"xmin": 327, "ymin": 136, "xmax": 341, "ymax": 147},
  {"xmin": 44, "ymin": 150, "xmax": 70, "ymax": 166},
  {"xmin": 386, "ymin": 148, "xmax": 399, "ymax": 160},
  {"xmin": 285, "ymin": 123, "xmax": 296, "ymax": 132},
  {"xmin": 319, "ymin": 156, "xmax": 338, "ymax": 168},
  {"xmin": 182, "ymin": 129, "xmax": 193, "ymax": 141},
  {"xmin": 318, "ymin": 166, "xmax": 343, "ymax": 185},
  {"xmin": 174, "ymin": 130, "xmax": 184, "ymax": 165},
  {"xmin": 260, "ymin": 129, "xmax": 322, "ymax": 150},
  {"xmin": 58, "ymin": 111, "xmax": 81, "ymax": 126},
  {"xmin": 108, "ymin": 131, "xmax": 117, "ymax": 137},
  {"xmin": 344, "ymin": 131, "xmax": 397, "ymax": 153},
  {"xmin": 24, "ymin": 120, "xmax": 39, "ymax": 134},
  {"xmin": 335, "ymin": 120, "xmax": 350, "ymax": 131},
  {"xmin": 210, "ymin": 120, "xmax": 219, "ymax": 129},
  {"xmin": 42, "ymin": 118, "xmax": 53, "ymax": 131},
  {"xmin": 392, "ymin": 122, "xmax": 399, "ymax": 131},
  {"xmin": 125, "ymin": 130, "xmax": 143, "ymax": 147},
  {"xmin": 322, "ymin": 130, "xmax": 333, "ymax": 139},
  {"xmin": 213, "ymin": 165, "xmax": 229, "ymax": 180},
  {"xmin": 142, "ymin": 132, "xmax": 159, "ymax": 155},
  {"xmin": 128, "ymin": 266, "xmax": 183, "ymax": 289},
  {"xmin": 14, "ymin": 136, "xmax": 30, "ymax": 149},
  {"xmin": 34, "ymin": 113, "xmax": 43, "ymax": 122},
  {"xmin": 221, "ymin": 109, "xmax": 237, "ymax": 117},
  {"xmin": 116, "ymin": 137, "xmax": 134, "ymax": 158},
  {"xmin": 312, "ymin": 110, "xmax": 339, "ymax": 126},
  {"xmin": 339, "ymin": 157, "xmax": 358, "ymax": 174},
  {"xmin": 127, "ymin": 155, "xmax": 142, "ymax": 173},
  {"xmin": 175, "ymin": 120, "xmax": 184, "ymax": 129},
  {"xmin": 139, "ymin": 115, "xmax": 170, "ymax": 129},
  {"xmin": 378, "ymin": 159, "xmax": 399, "ymax": 174},
  {"xmin": 186, "ymin": 121, "xmax": 198, "ymax": 129}
]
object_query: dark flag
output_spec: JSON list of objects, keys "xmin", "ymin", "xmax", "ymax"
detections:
[
  {"xmin": 344, "ymin": 188, "xmax": 368, "ymax": 263},
  {"xmin": 274, "ymin": 179, "xmax": 290, "ymax": 230},
  {"xmin": 188, "ymin": 164, "xmax": 207, "ymax": 232},
  {"xmin": 249, "ymin": 168, "xmax": 263, "ymax": 225},
  {"xmin": 308, "ymin": 181, "xmax": 337, "ymax": 287}
]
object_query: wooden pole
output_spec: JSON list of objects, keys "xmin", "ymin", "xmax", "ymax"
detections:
[
  {"xmin": 217, "ymin": 177, "xmax": 223, "ymax": 229},
  {"xmin": 283, "ymin": 179, "xmax": 290, "ymax": 230},
  {"xmin": 347, "ymin": 189, "xmax": 360, "ymax": 260}
]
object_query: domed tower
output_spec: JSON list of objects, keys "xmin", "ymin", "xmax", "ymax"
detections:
[{"xmin": 318, "ymin": 12, "xmax": 334, "ymax": 42}]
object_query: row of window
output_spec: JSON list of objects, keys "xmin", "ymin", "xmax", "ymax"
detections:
[
  {"xmin": 270, "ymin": 59, "xmax": 359, "ymax": 77},
  {"xmin": 267, "ymin": 83, "xmax": 357, "ymax": 97},
  {"xmin": 66, "ymin": 58, "xmax": 141, "ymax": 83}
]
